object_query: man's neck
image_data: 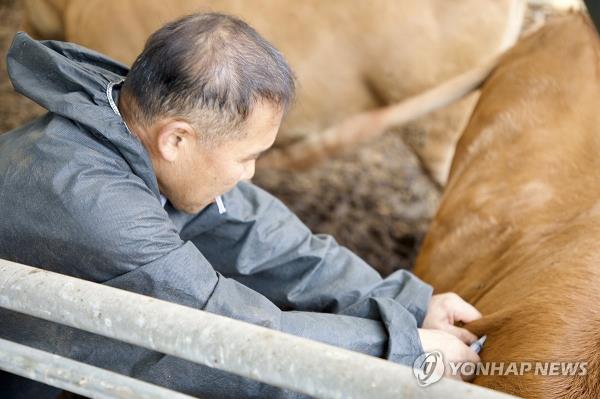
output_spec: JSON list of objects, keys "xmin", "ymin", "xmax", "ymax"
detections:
[
  {"xmin": 117, "ymin": 94, "xmax": 145, "ymax": 141},
  {"xmin": 117, "ymin": 95, "xmax": 168, "ymax": 198}
]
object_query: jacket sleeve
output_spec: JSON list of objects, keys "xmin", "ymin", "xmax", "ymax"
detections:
[
  {"xmin": 4, "ymin": 169, "xmax": 427, "ymax": 398},
  {"xmin": 105, "ymin": 239, "xmax": 423, "ymax": 366},
  {"xmin": 174, "ymin": 181, "xmax": 433, "ymax": 327},
  {"xmin": 80, "ymin": 175, "xmax": 428, "ymax": 366},
  {"xmin": 79, "ymin": 174, "xmax": 428, "ymax": 367}
]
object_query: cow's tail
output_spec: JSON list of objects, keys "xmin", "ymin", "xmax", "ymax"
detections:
[
  {"xmin": 258, "ymin": 2, "xmax": 527, "ymax": 172},
  {"xmin": 500, "ymin": 0, "xmax": 527, "ymax": 51},
  {"xmin": 256, "ymin": 55, "xmax": 501, "ymax": 172}
]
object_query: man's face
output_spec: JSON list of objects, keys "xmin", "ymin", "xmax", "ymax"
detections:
[{"xmin": 160, "ymin": 102, "xmax": 283, "ymax": 213}]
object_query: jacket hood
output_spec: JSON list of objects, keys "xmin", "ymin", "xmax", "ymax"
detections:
[{"xmin": 6, "ymin": 32, "xmax": 160, "ymax": 197}]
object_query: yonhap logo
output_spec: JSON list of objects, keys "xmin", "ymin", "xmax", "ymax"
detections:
[
  {"xmin": 412, "ymin": 352, "xmax": 588, "ymax": 387},
  {"xmin": 413, "ymin": 351, "xmax": 445, "ymax": 387}
]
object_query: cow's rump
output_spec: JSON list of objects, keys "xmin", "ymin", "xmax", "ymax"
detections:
[{"xmin": 414, "ymin": 14, "xmax": 600, "ymax": 398}]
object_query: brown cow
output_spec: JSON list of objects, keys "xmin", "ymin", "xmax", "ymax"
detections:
[
  {"xmin": 21, "ymin": 0, "xmax": 525, "ymax": 185},
  {"xmin": 413, "ymin": 14, "xmax": 600, "ymax": 398}
]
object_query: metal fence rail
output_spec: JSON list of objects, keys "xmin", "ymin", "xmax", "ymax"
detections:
[
  {"xmin": 0, "ymin": 258, "xmax": 517, "ymax": 399},
  {"xmin": 0, "ymin": 338, "xmax": 196, "ymax": 399}
]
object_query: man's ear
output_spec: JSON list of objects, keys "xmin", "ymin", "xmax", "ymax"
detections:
[{"xmin": 154, "ymin": 120, "xmax": 196, "ymax": 162}]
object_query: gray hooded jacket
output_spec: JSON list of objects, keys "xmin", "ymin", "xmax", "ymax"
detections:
[{"xmin": 0, "ymin": 33, "xmax": 432, "ymax": 398}]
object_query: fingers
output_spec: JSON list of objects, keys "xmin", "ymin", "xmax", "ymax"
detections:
[
  {"xmin": 464, "ymin": 345, "xmax": 481, "ymax": 364},
  {"xmin": 460, "ymin": 346, "xmax": 481, "ymax": 382},
  {"xmin": 449, "ymin": 294, "xmax": 482, "ymax": 324},
  {"xmin": 461, "ymin": 369, "xmax": 477, "ymax": 382},
  {"xmin": 419, "ymin": 328, "xmax": 482, "ymax": 382},
  {"xmin": 446, "ymin": 325, "xmax": 478, "ymax": 345}
]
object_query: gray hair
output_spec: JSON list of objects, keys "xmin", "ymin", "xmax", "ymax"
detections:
[{"xmin": 121, "ymin": 12, "xmax": 295, "ymax": 144}]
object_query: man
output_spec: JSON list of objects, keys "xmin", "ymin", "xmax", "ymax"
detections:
[{"xmin": 0, "ymin": 13, "xmax": 480, "ymax": 398}]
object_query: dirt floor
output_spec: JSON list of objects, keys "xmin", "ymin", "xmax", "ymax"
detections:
[{"xmin": 0, "ymin": 2, "xmax": 580, "ymax": 276}]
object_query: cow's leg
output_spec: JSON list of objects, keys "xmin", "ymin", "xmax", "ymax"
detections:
[
  {"xmin": 398, "ymin": 92, "xmax": 480, "ymax": 187},
  {"xmin": 257, "ymin": 57, "xmax": 497, "ymax": 173},
  {"xmin": 21, "ymin": 0, "xmax": 66, "ymax": 40}
]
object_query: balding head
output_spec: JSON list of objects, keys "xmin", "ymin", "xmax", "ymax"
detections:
[{"xmin": 120, "ymin": 12, "xmax": 295, "ymax": 145}]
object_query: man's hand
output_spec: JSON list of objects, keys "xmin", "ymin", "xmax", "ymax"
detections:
[
  {"xmin": 422, "ymin": 292, "xmax": 482, "ymax": 344},
  {"xmin": 418, "ymin": 328, "xmax": 481, "ymax": 381}
]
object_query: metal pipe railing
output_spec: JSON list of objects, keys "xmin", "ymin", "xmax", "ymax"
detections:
[
  {"xmin": 0, "ymin": 337, "xmax": 196, "ymax": 399},
  {"xmin": 0, "ymin": 258, "xmax": 517, "ymax": 399}
]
